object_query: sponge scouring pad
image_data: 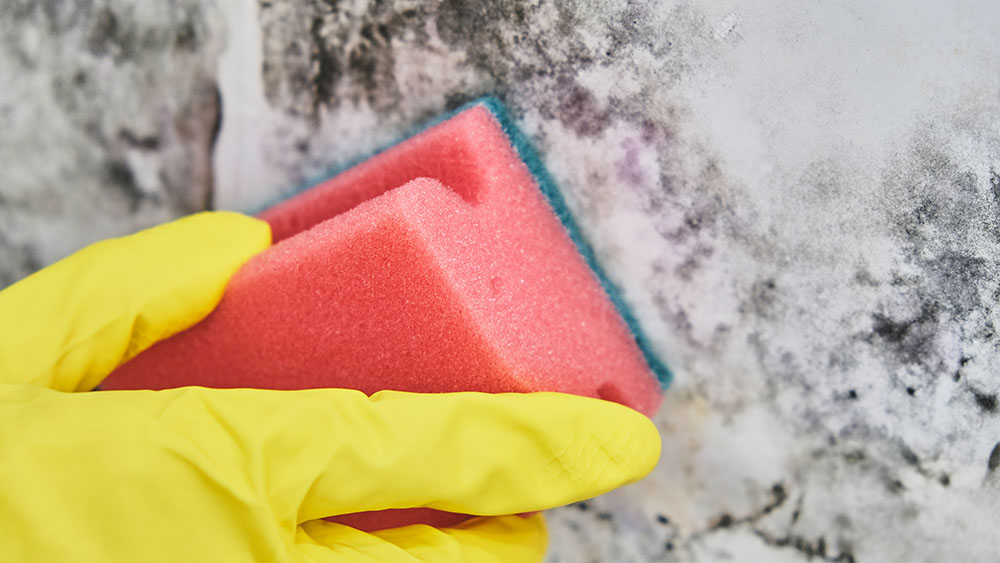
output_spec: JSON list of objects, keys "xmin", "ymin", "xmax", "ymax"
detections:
[{"xmin": 101, "ymin": 102, "xmax": 665, "ymax": 530}]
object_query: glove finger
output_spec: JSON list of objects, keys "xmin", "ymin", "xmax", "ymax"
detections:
[
  {"xmin": 0, "ymin": 212, "xmax": 270, "ymax": 391},
  {"xmin": 215, "ymin": 388, "xmax": 661, "ymax": 522},
  {"xmin": 295, "ymin": 514, "xmax": 547, "ymax": 563},
  {"xmin": 0, "ymin": 385, "xmax": 657, "ymax": 541}
]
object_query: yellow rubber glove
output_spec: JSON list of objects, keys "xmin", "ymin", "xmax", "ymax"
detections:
[{"xmin": 0, "ymin": 212, "xmax": 661, "ymax": 562}]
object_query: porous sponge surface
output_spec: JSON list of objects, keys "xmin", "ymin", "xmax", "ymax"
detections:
[{"xmin": 105, "ymin": 105, "xmax": 661, "ymax": 414}]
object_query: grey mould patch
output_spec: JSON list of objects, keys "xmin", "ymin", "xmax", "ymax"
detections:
[
  {"xmin": 0, "ymin": 0, "xmax": 220, "ymax": 283},
  {"xmin": 433, "ymin": 1, "xmax": 696, "ymax": 133},
  {"xmin": 259, "ymin": 1, "xmax": 430, "ymax": 119},
  {"xmin": 861, "ymin": 127, "xmax": 1000, "ymax": 387},
  {"xmin": 261, "ymin": 1, "xmax": 702, "ymax": 148},
  {"xmin": 435, "ymin": 1, "xmax": 579, "ymax": 104}
]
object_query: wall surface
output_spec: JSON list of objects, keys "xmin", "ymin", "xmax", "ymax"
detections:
[{"xmin": 3, "ymin": 1, "xmax": 999, "ymax": 561}]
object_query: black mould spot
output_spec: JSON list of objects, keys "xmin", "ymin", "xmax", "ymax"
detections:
[
  {"xmin": 848, "ymin": 389, "xmax": 858, "ymax": 400},
  {"xmin": 843, "ymin": 451, "xmax": 863, "ymax": 465},
  {"xmin": 207, "ymin": 84, "xmax": 223, "ymax": 167},
  {"xmin": 576, "ymin": 501, "xmax": 590, "ymax": 511},
  {"xmin": 310, "ymin": 15, "xmax": 341, "ymax": 110},
  {"xmin": 119, "ymin": 129, "xmax": 160, "ymax": 150},
  {"xmin": 871, "ymin": 313, "xmax": 907, "ymax": 341},
  {"xmin": 872, "ymin": 305, "xmax": 937, "ymax": 345},
  {"xmin": 907, "ymin": 198, "xmax": 941, "ymax": 237},
  {"xmin": 940, "ymin": 474, "xmax": 950, "ymax": 486},
  {"xmin": 559, "ymin": 80, "xmax": 611, "ymax": 137},
  {"xmin": 854, "ymin": 269, "xmax": 880, "ymax": 287},
  {"xmin": 296, "ymin": 0, "xmax": 429, "ymax": 114},
  {"xmin": 436, "ymin": 0, "xmax": 516, "ymax": 59},
  {"xmin": 887, "ymin": 479, "xmax": 905, "ymax": 494},
  {"xmin": 900, "ymin": 444, "xmax": 919, "ymax": 466},
  {"xmin": 759, "ymin": 483, "xmax": 789, "ymax": 516},
  {"xmin": 989, "ymin": 442, "xmax": 1000, "ymax": 473},
  {"xmin": 716, "ymin": 514, "xmax": 734, "ymax": 528},
  {"xmin": 955, "ymin": 356, "xmax": 972, "ymax": 382},
  {"xmin": 906, "ymin": 387, "xmax": 916, "ymax": 397},
  {"xmin": 973, "ymin": 390, "xmax": 998, "ymax": 413},
  {"xmin": 676, "ymin": 243, "xmax": 712, "ymax": 278},
  {"xmin": 175, "ymin": 20, "xmax": 198, "ymax": 51},
  {"xmin": 656, "ymin": 513, "xmax": 670, "ymax": 525},
  {"xmin": 359, "ymin": 21, "xmax": 377, "ymax": 43},
  {"xmin": 595, "ymin": 511, "xmax": 613, "ymax": 521},
  {"xmin": 105, "ymin": 160, "xmax": 141, "ymax": 212},
  {"xmin": 754, "ymin": 524, "xmax": 845, "ymax": 558},
  {"xmin": 990, "ymin": 168, "xmax": 1000, "ymax": 207},
  {"xmin": 444, "ymin": 91, "xmax": 476, "ymax": 112},
  {"xmin": 664, "ymin": 541, "xmax": 674, "ymax": 551},
  {"xmin": 88, "ymin": 8, "xmax": 119, "ymax": 56},
  {"xmin": 343, "ymin": 17, "xmax": 400, "ymax": 111},
  {"xmin": 772, "ymin": 483, "xmax": 787, "ymax": 501},
  {"xmin": 742, "ymin": 277, "xmax": 778, "ymax": 318}
]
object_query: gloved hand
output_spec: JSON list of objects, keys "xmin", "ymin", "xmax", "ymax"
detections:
[{"xmin": 0, "ymin": 212, "xmax": 661, "ymax": 562}]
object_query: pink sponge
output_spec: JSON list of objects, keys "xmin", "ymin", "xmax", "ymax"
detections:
[{"xmin": 102, "ymin": 104, "xmax": 662, "ymax": 529}]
